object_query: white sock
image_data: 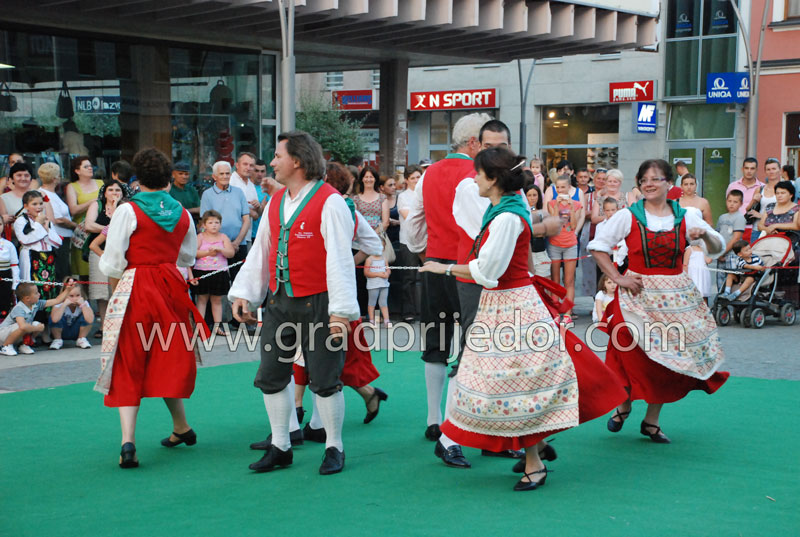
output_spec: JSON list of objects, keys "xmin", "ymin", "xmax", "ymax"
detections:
[
  {"xmin": 288, "ymin": 377, "xmax": 300, "ymax": 433},
  {"xmin": 438, "ymin": 380, "xmax": 459, "ymax": 449},
  {"xmin": 425, "ymin": 362, "xmax": 446, "ymax": 426},
  {"xmin": 262, "ymin": 384, "xmax": 293, "ymax": 451},
  {"xmin": 316, "ymin": 391, "xmax": 345, "ymax": 451},
  {"xmin": 309, "ymin": 393, "xmax": 323, "ymax": 429}
]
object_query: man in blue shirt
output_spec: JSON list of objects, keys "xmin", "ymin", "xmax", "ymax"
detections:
[
  {"xmin": 251, "ymin": 159, "xmax": 270, "ymax": 240},
  {"xmin": 200, "ymin": 161, "xmax": 250, "ymax": 281}
]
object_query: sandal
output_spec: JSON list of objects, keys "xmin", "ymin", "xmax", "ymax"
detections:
[
  {"xmin": 640, "ymin": 421, "xmax": 671, "ymax": 444},
  {"xmin": 513, "ymin": 467, "xmax": 549, "ymax": 491},
  {"xmin": 607, "ymin": 408, "xmax": 631, "ymax": 433}
]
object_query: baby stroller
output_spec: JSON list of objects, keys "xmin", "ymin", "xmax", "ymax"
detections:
[{"xmin": 712, "ymin": 234, "xmax": 799, "ymax": 329}]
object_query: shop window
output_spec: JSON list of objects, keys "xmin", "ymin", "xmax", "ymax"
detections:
[
  {"xmin": 667, "ymin": 103, "xmax": 735, "ymax": 140},
  {"xmin": 540, "ymin": 105, "xmax": 619, "ymax": 174},
  {"xmin": 787, "ymin": 0, "xmax": 800, "ymax": 19},
  {"xmin": 371, "ymin": 69, "xmax": 380, "ymax": 89},
  {"xmin": 665, "ymin": 41, "xmax": 700, "ymax": 97},
  {"xmin": 326, "ymin": 71, "xmax": 343, "ymax": 90},
  {"xmin": 427, "ymin": 110, "xmax": 477, "ymax": 160},
  {"xmin": 699, "ymin": 37, "xmax": 736, "ymax": 93},
  {"xmin": 667, "ymin": 0, "xmax": 701, "ymax": 38}
]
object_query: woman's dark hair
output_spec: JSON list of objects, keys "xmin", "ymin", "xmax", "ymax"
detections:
[
  {"xmin": 354, "ymin": 166, "xmax": 381, "ymax": 194},
  {"xmin": 783, "ymin": 165, "xmax": 796, "ymax": 182},
  {"xmin": 523, "ymin": 182, "xmax": 543, "ymax": 210},
  {"xmin": 635, "ymin": 159, "xmax": 674, "ymax": 187},
  {"xmin": 22, "ymin": 190, "xmax": 44, "ymax": 205},
  {"xmin": 774, "ymin": 180, "xmax": 796, "ymax": 201},
  {"xmin": 132, "ymin": 148, "xmax": 172, "ymax": 189},
  {"xmin": 404, "ymin": 165, "xmax": 423, "ymax": 179},
  {"xmin": 325, "ymin": 162, "xmax": 353, "ymax": 196},
  {"xmin": 474, "ymin": 147, "xmax": 525, "ymax": 193},
  {"xmin": 110, "ymin": 160, "xmax": 133, "ymax": 183},
  {"xmin": 97, "ymin": 179, "xmax": 131, "ymax": 212},
  {"xmin": 680, "ymin": 173, "xmax": 696, "ymax": 185},
  {"xmin": 70, "ymin": 156, "xmax": 91, "ymax": 182}
]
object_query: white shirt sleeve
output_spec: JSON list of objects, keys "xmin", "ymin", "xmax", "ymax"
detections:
[
  {"xmin": 321, "ymin": 195, "xmax": 360, "ymax": 320},
  {"xmin": 13, "ymin": 216, "xmax": 48, "ymax": 246},
  {"xmin": 177, "ymin": 210, "xmax": 197, "ymax": 268},
  {"xmin": 467, "ymin": 213, "xmax": 524, "ymax": 289},
  {"xmin": 8, "ymin": 241, "xmax": 19, "ymax": 287},
  {"xmin": 684, "ymin": 206, "xmax": 724, "ymax": 257},
  {"xmin": 228, "ymin": 198, "xmax": 272, "ymax": 311},
  {"xmin": 453, "ymin": 178, "xmax": 490, "ymax": 240},
  {"xmin": 99, "ymin": 203, "xmax": 137, "ymax": 279},
  {"xmin": 588, "ymin": 208, "xmax": 632, "ymax": 254},
  {"xmin": 405, "ymin": 175, "xmax": 428, "ymax": 253},
  {"xmin": 353, "ymin": 211, "xmax": 383, "ymax": 256}
]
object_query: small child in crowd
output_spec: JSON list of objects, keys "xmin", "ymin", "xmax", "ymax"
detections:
[
  {"xmin": 720, "ymin": 239, "xmax": 765, "ymax": 301},
  {"xmin": 14, "ymin": 191, "xmax": 62, "ymax": 302},
  {"xmin": 529, "ymin": 158, "xmax": 545, "ymax": 191},
  {"xmin": 593, "ymin": 274, "xmax": 617, "ymax": 323},
  {"xmin": 49, "ymin": 281, "xmax": 94, "ymax": 349},
  {"xmin": 684, "ymin": 240, "xmax": 712, "ymax": 303},
  {"xmin": 0, "ymin": 281, "xmax": 74, "ymax": 356},
  {"xmin": 193, "ymin": 210, "xmax": 235, "ymax": 335},
  {"xmin": 715, "ymin": 190, "xmax": 746, "ymax": 289},
  {"xmin": 364, "ymin": 253, "xmax": 391, "ymax": 327},
  {"xmin": 595, "ymin": 197, "xmax": 628, "ymax": 268}
]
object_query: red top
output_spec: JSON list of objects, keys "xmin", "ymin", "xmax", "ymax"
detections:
[
  {"xmin": 667, "ymin": 185, "xmax": 683, "ymax": 200},
  {"xmin": 625, "ymin": 212, "xmax": 686, "ymax": 275},
  {"xmin": 422, "ymin": 156, "xmax": 475, "ymax": 260},
  {"xmin": 128, "ymin": 202, "xmax": 190, "ymax": 268},
  {"xmin": 267, "ymin": 182, "xmax": 338, "ymax": 297},
  {"xmin": 468, "ymin": 215, "xmax": 532, "ymax": 290}
]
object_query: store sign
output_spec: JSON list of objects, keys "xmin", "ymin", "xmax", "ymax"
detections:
[
  {"xmin": 333, "ymin": 90, "xmax": 374, "ymax": 110},
  {"xmin": 410, "ymin": 88, "xmax": 496, "ymax": 111},
  {"xmin": 785, "ymin": 113, "xmax": 800, "ymax": 146},
  {"xmin": 609, "ymin": 80, "xmax": 654, "ymax": 103},
  {"xmin": 706, "ymin": 73, "xmax": 750, "ymax": 103},
  {"xmin": 636, "ymin": 102, "xmax": 657, "ymax": 133},
  {"xmin": 75, "ymin": 96, "xmax": 121, "ymax": 114}
]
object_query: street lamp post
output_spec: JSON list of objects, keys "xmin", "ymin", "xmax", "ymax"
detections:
[{"xmin": 278, "ymin": 0, "xmax": 296, "ymax": 133}]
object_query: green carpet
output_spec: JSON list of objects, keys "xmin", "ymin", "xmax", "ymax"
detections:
[{"xmin": 1, "ymin": 352, "xmax": 798, "ymax": 537}]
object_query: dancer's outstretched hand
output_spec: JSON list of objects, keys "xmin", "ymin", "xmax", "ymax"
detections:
[
  {"xmin": 615, "ymin": 273, "xmax": 643, "ymax": 295},
  {"xmin": 232, "ymin": 298, "xmax": 256, "ymax": 324}
]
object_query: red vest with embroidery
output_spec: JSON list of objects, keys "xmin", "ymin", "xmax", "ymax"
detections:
[
  {"xmin": 467, "ymin": 215, "xmax": 532, "ymax": 290},
  {"xmin": 422, "ymin": 156, "xmax": 475, "ymax": 260},
  {"xmin": 267, "ymin": 182, "xmax": 339, "ymax": 297},
  {"xmin": 625, "ymin": 212, "xmax": 687, "ymax": 275}
]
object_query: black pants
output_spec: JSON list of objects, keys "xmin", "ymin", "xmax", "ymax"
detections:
[
  {"xmin": 255, "ymin": 287, "xmax": 345, "ymax": 397},
  {"xmin": 419, "ymin": 257, "xmax": 460, "ymax": 364},
  {"xmin": 450, "ymin": 280, "xmax": 482, "ymax": 375},
  {"xmin": 396, "ymin": 243, "xmax": 420, "ymax": 317},
  {"xmin": 228, "ymin": 243, "xmax": 248, "ymax": 284},
  {"xmin": 54, "ymin": 240, "xmax": 71, "ymax": 283}
]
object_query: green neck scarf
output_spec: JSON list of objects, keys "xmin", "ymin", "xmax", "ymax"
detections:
[
  {"xmin": 628, "ymin": 199, "xmax": 686, "ymax": 228},
  {"xmin": 480, "ymin": 192, "xmax": 534, "ymax": 235},
  {"xmin": 131, "ymin": 190, "xmax": 183, "ymax": 232}
]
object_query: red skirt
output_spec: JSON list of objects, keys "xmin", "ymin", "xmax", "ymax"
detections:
[
  {"xmin": 441, "ymin": 323, "xmax": 628, "ymax": 451},
  {"xmin": 104, "ymin": 266, "xmax": 205, "ymax": 407},
  {"xmin": 293, "ymin": 319, "xmax": 379, "ymax": 388}
]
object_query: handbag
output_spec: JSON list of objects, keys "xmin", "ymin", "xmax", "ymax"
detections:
[
  {"xmin": 56, "ymin": 81, "xmax": 74, "ymax": 118},
  {"xmin": 71, "ymin": 225, "xmax": 87, "ymax": 249},
  {"xmin": 380, "ymin": 232, "xmax": 396, "ymax": 264},
  {"xmin": 0, "ymin": 82, "xmax": 17, "ymax": 112}
]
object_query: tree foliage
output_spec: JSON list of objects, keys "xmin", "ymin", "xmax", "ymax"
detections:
[{"xmin": 296, "ymin": 92, "xmax": 365, "ymax": 164}]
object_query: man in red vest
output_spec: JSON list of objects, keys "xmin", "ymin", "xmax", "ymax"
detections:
[
  {"xmin": 230, "ymin": 131, "xmax": 358, "ymax": 476},
  {"xmin": 406, "ymin": 112, "xmax": 493, "ymax": 469}
]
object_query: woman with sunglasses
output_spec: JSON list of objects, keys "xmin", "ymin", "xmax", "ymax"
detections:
[{"xmin": 588, "ymin": 159, "xmax": 729, "ymax": 444}]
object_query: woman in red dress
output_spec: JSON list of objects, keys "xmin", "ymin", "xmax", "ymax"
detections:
[
  {"xmin": 421, "ymin": 147, "xmax": 627, "ymax": 491},
  {"xmin": 96, "ymin": 148, "xmax": 206, "ymax": 468},
  {"xmin": 589, "ymin": 159, "xmax": 729, "ymax": 444}
]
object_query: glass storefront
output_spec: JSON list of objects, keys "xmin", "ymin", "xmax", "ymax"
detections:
[
  {"xmin": 540, "ymin": 105, "xmax": 619, "ymax": 175},
  {"xmin": 0, "ymin": 30, "xmax": 276, "ymax": 188}
]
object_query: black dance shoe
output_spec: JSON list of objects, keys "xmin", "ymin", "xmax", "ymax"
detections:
[
  {"xmin": 319, "ymin": 447, "xmax": 345, "ymax": 475},
  {"xmin": 249, "ymin": 429, "xmax": 304, "ymax": 450},
  {"xmin": 513, "ymin": 467, "xmax": 548, "ymax": 491},
  {"xmin": 249, "ymin": 445, "xmax": 293, "ymax": 472},
  {"xmin": 119, "ymin": 442, "xmax": 138, "ymax": 469},
  {"xmin": 363, "ymin": 387, "xmax": 388, "ymax": 424},
  {"xmin": 303, "ymin": 423, "xmax": 327, "ymax": 443},
  {"xmin": 607, "ymin": 409, "xmax": 631, "ymax": 432},
  {"xmin": 481, "ymin": 449, "xmax": 524, "ymax": 459},
  {"xmin": 512, "ymin": 443, "xmax": 558, "ymax": 473},
  {"xmin": 434, "ymin": 441, "xmax": 471, "ymax": 469},
  {"xmin": 161, "ymin": 429, "xmax": 197, "ymax": 448},
  {"xmin": 640, "ymin": 421, "xmax": 671, "ymax": 444},
  {"xmin": 296, "ymin": 406, "xmax": 305, "ymax": 425},
  {"xmin": 424, "ymin": 424, "xmax": 442, "ymax": 441}
]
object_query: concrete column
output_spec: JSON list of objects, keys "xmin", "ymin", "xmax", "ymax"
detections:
[
  {"xmin": 119, "ymin": 45, "xmax": 172, "ymax": 162},
  {"xmin": 378, "ymin": 59, "xmax": 409, "ymax": 175}
]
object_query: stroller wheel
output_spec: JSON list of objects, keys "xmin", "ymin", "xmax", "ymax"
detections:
[
  {"xmin": 715, "ymin": 306, "xmax": 732, "ymax": 326},
  {"xmin": 750, "ymin": 308, "xmax": 766, "ymax": 329},
  {"xmin": 780, "ymin": 304, "xmax": 796, "ymax": 326},
  {"xmin": 739, "ymin": 308, "xmax": 751, "ymax": 328}
]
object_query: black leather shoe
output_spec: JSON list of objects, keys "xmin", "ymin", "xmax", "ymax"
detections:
[
  {"xmin": 434, "ymin": 441, "xmax": 471, "ymax": 468},
  {"xmin": 296, "ymin": 406, "xmax": 305, "ymax": 425},
  {"xmin": 249, "ymin": 446, "xmax": 293, "ymax": 472},
  {"xmin": 249, "ymin": 428, "xmax": 304, "ymax": 450},
  {"xmin": 640, "ymin": 421, "xmax": 671, "ymax": 444},
  {"xmin": 119, "ymin": 442, "xmax": 138, "ymax": 469},
  {"xmin": 607, "ymin": 408, "xmax": 631, "ymax": 433},
  {"xmin": 363, "ymin": 387, "xmax": 388, "ymax": 424},
  {"xmin": 161, "ymin": 428, "xmax": 197, "ymax": 448},
  {"xmin": 513, "ymin": 467, "xmax": 548, "ymax": 491},
  {"xmin": 303, "ymin": 423, "xmax": 327, "ymax": 443},
  {"xmin": 481, "ymin": 449, "xmax": 524, "ymax": 459},
  {"xmin": 319, "ymin": 447, "xmax": 345, "ymax": 475},
  {"xmin": 424, "ymin": 424, "xmax": 441, "ymax": 441}
]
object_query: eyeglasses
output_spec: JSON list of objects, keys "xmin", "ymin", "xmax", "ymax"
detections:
[{"xmin": 639, "ymin": 176, "xmax": 668, "ymax": 186}]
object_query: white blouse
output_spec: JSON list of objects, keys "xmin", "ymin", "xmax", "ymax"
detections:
[
  {"xmin": 38, "ymin": 188, "xmax": 73, "ymax": 238},
  {"xmin": 588, "ymin": 206, "xmax": 724, "ymax": 258},
  {"xmin": 228, "ymin": 181, "xmax": 359, "ymax": 320},
  {"xmin": 467, "ymin": 212, "xmax": 524, "ymax": 289},
  {"xmin": 99, "ymin": 203, "xmax": 197, "ymax": 279},
  {"xmin": 14, "ymin": 215, "xmax": 62, "ymax": 252},
  {"xmin": 452, "ymin": 178, "xmax": 490, "ymax": 241},
  {"xmin": 0, "ymin": 238, "xmax": 20, "ymax": 286}
]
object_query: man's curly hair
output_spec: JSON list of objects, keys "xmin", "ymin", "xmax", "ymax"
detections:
[{"xmin": 132, "ymin": 148, "xmax": 171, "ymax": 189}]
